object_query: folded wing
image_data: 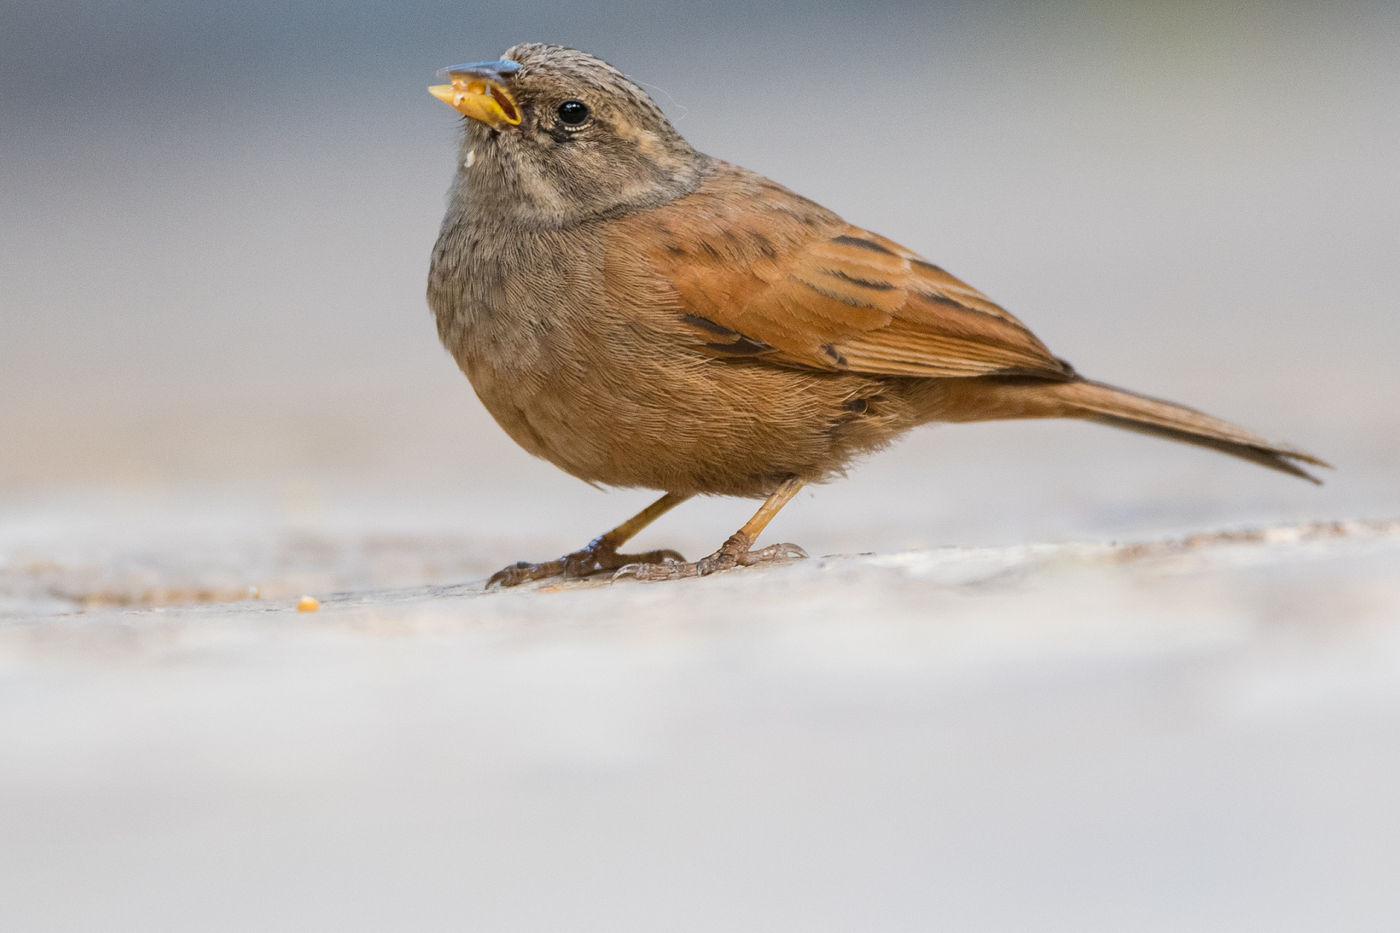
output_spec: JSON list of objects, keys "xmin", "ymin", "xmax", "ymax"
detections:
[{"xmin": 609, "ymin": 168, "xmax": 1073, "ymax": 381}]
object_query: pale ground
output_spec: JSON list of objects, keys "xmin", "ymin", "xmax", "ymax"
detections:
[{"xmin": 3, "ymin": 517, "xmax": 1399, "ymax": 931}]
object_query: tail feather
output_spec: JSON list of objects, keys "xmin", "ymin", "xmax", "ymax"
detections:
[{"xmin": 1049, "ymin": 379, "xmax": 1330, "ymax": 484}]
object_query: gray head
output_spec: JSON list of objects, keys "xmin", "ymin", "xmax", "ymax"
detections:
[{"xmin": 430, "ymin": 44, "xmax": 706, "ymax": 226}]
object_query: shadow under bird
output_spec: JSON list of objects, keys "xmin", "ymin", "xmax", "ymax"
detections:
[{"xmin": 426, "ymin": 43, "xmax": 1327, "ymax": 586}]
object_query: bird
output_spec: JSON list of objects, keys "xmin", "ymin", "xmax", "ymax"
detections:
[{"xmin": 426, "ymin": 43, "xmax": 1327, "ymax": 586}]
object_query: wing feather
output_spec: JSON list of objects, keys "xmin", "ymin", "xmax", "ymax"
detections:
[{"xmin": 607, "ymin": 163, "xmax": 1073, "ymax": 381}]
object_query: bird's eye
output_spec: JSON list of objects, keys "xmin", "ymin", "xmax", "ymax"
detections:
[{"xmin": 556, "ymin": 99, "xmax": 590, "ymax": 126}]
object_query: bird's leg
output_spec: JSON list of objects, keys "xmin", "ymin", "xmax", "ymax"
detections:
[
  {"xmin": 487, "ymin": 492, "xmax": 691, "ymax": 587},
  {"xmin": 616, "ymin": 476, "xmax": 808, "ymax": 582}
]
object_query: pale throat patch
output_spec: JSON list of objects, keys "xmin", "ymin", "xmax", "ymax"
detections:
[{"xmin": 464, "ymin": 149, "xmax": 476, "ymax": 169}]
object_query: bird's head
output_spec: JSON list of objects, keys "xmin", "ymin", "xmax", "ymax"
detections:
[{"xmin": 430, "ymin": 43, "xmax": 706, "ymax": 226}]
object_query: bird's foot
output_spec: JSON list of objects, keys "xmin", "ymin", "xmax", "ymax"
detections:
[
  {"xmin": 488, "ymin": 537, "xmax": 685, "ymax": 588},
  {"xmin": 613, "ymin": 532, "xmax": 807, "ymax": 582}
]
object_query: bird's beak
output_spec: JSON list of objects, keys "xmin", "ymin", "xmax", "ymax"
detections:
[{"xmin": 428, "ymin": 59, "xmax": 522, "ymax": 129}]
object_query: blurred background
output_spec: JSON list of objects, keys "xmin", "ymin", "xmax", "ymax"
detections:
[
  {"xmin": 2, "ymin": 0, "xmax": 1397, "ymax": 582},
  {"xmin": 3, "ymin": 3, "xmax": 1400, "ymax": 929}
]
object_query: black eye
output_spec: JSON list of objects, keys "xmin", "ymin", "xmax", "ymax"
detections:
[{"xmin": 556, "ymin": 99, "xmax": 590, "ymax": 126}]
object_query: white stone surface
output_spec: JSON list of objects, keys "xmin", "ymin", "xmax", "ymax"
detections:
[{"xmin": 3, "ymin": 520, "xmax": 1398, "ymax": 932}]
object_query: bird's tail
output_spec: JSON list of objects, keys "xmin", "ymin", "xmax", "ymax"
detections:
[
  {"xmin": 938, "ymin": 377, "xmax": 1331, "ymax": 483},
  {"xmin": 1048, "ymin": 379, "xmax": 1329, "ymax": 483}
]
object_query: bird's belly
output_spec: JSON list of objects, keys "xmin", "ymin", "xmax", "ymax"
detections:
[{"xmin": 464, "ymin": 339, "xmax": 898, "ymax": 498}]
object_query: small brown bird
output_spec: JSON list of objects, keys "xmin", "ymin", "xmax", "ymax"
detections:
[{"xmin": 427, "ymin": 43, "xmax": 1326, "ymax": 586}]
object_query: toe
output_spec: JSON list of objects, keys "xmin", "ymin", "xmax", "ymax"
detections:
[
  {"xmin": 487, "ymin": 564, "xmax": 526, "ymax": 588},
  {"xmin": 613, "ymin": 560, "xmax": 697, "ymax": 582},
  {"xmin": 742, "ymin": 542, "xmax": 808, "ymax": 564},
  {"xmin": 488, "ymin": 559, "xmax": 563, "ymax": 588}
]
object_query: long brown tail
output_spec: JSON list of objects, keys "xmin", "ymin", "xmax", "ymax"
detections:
[
  {"xmin": 1046, "ymin": 379, "xmax": 1329, "ymax": 483},
  {"xmin": 936, "ymin": 377, "xmax": 1331, "ymax": 483}
]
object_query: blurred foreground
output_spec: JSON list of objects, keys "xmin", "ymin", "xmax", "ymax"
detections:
[{"xmin": 4, "ymin": 519, "xmax": 1399, "ymax": 931}]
